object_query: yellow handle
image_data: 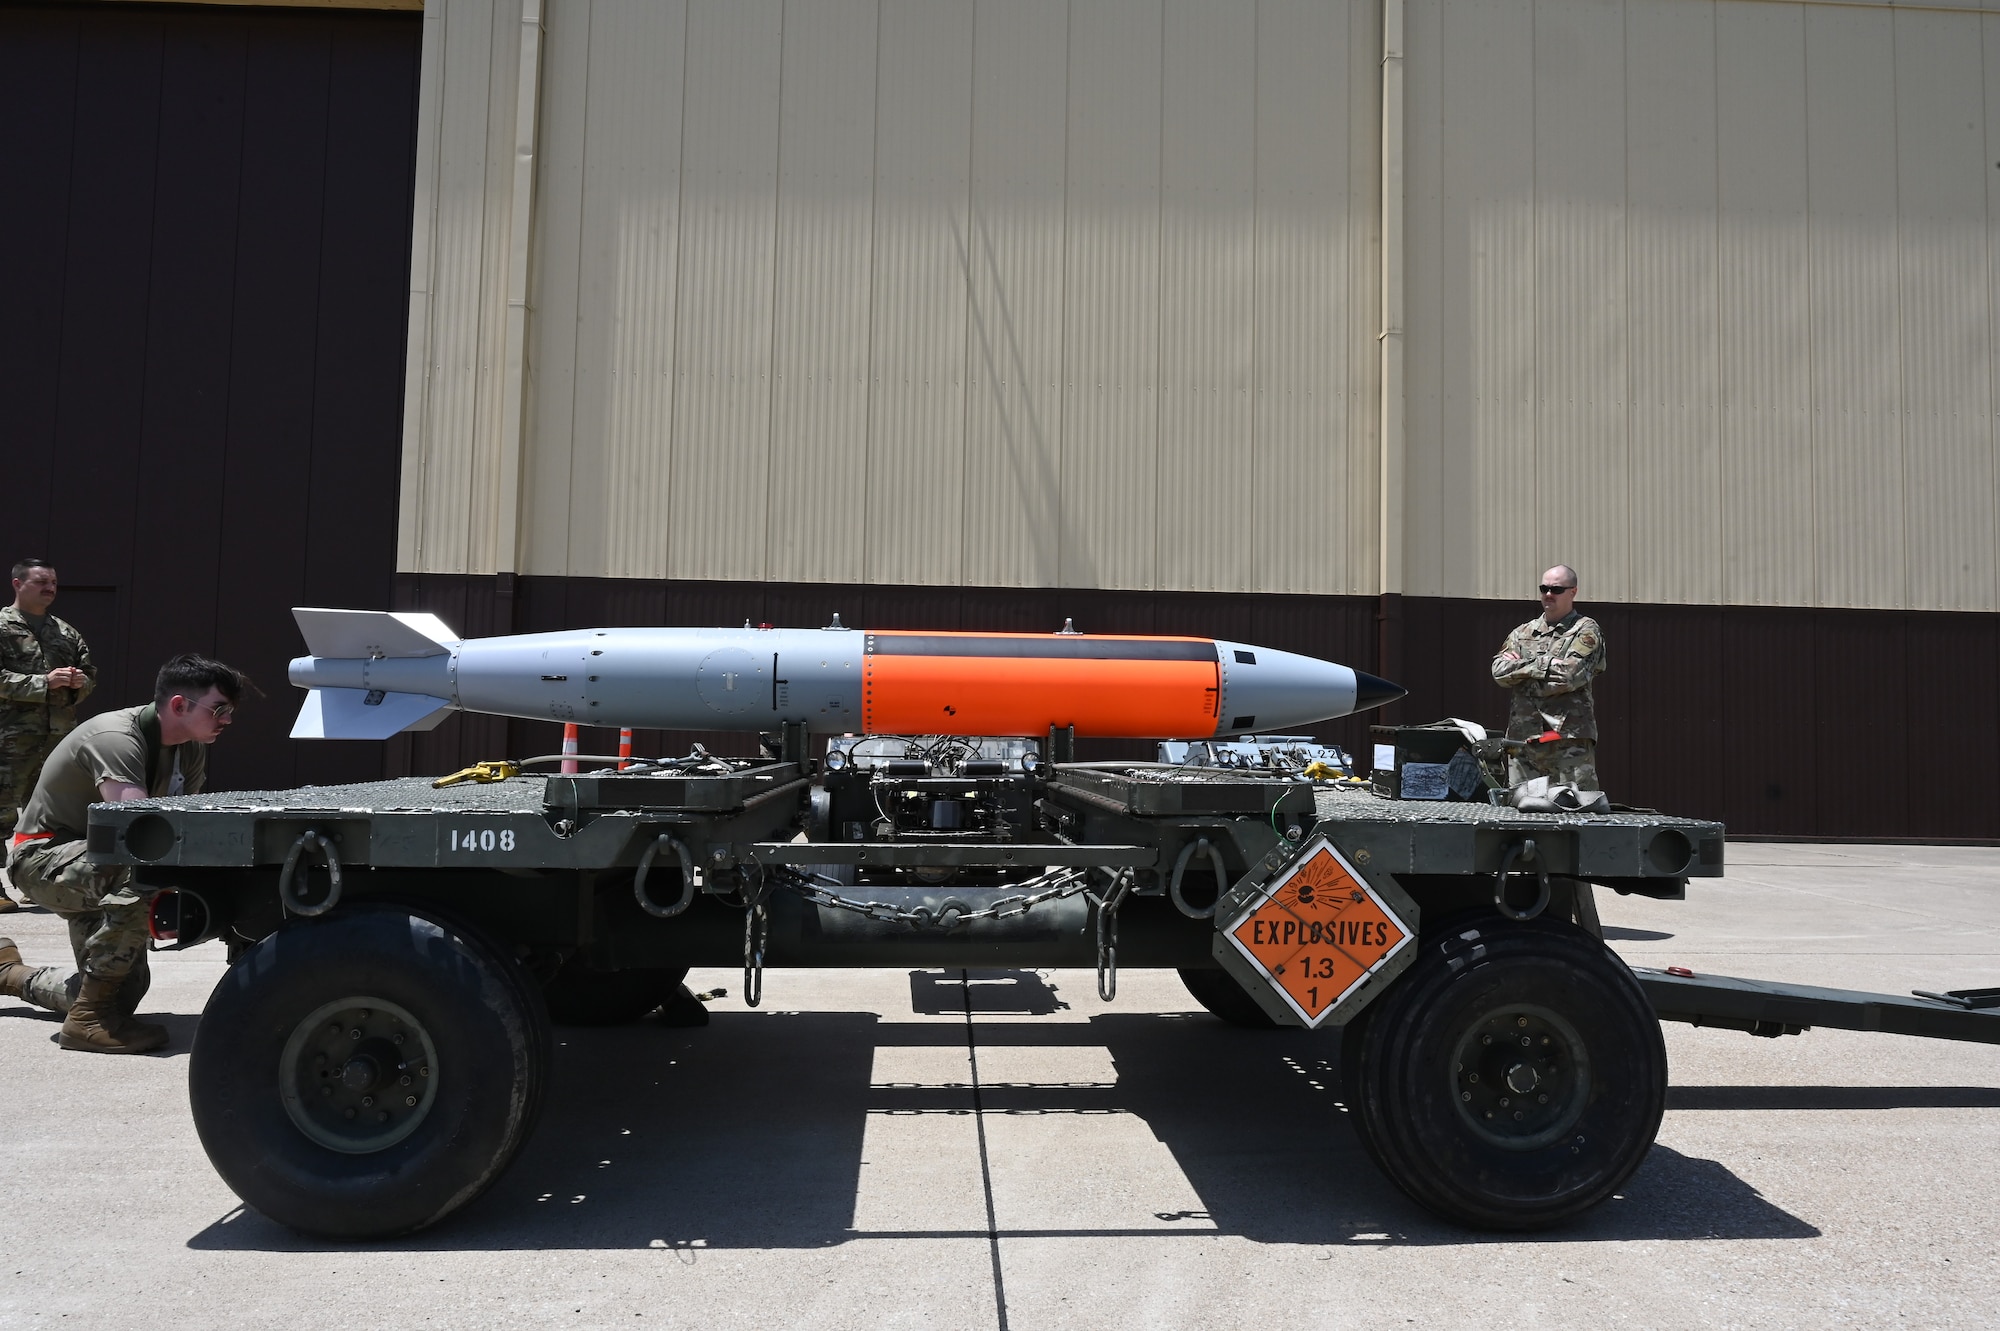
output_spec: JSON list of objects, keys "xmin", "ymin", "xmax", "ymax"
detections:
[{"xmin": 432, "ymin": 760, "xmax": 521, "ymax": 789}]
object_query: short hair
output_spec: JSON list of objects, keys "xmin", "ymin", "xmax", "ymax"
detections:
[
  {"xmin": 155, "ymin": 653, "xmax": 254, "ymax": 707},
  {"xmin": 12, "ymin": 559, "xmax": 53, "ymax": 583},
  {"xmin": 1544, "ymin": 563, "xmax": 1579, "ymax": 588}
]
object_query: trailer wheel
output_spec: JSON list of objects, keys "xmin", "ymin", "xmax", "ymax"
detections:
[
  {"xmin": 189, "ymin": 904, "xmax": 547, "ymax": 1239},
  {"xmin": 1340, "ymin": 913, "xmax": 1666, "ymax": 1230},
  {"xmin": 1177, "ymin": 966, "xmax": 1279, "ymax": 1028},
  {"xmin": 543, "ymin": 956, "xmax": 690, "ymax": 1026}
]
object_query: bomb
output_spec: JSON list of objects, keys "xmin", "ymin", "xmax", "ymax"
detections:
[{"xmin": 286, "ymin": 608, "xmax": 1403, "ymax": 741}]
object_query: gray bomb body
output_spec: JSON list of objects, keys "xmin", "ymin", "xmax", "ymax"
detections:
[{"xmin": 286, "ymin": 608, "xmax": 1403, "ymax": 741}]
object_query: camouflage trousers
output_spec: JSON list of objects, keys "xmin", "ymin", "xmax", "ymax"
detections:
[
  {"xmin": 6, "ymin": 838, "xmax": 151, "ymax": 981},
  {"xmin": 1507, "ymin": 736, "xmax": 1599, "ymax": 792},
  {"xmin": 0, "ymin": 725, "xmax": 63, "ymax": 839}
]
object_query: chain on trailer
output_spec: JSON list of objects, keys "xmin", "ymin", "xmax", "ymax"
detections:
[{"xmin": 748, "ymin": 861, "xmax": 1140, "ymax": 1001}]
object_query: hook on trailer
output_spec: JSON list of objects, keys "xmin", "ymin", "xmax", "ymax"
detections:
[
  {"xmin": 1167, "ymin": 836, "xmax": 1228, "ymax": 919},
  {"xmin": 1494, "ymin": 837, "xmax": 1551, "ymax": 922},
  {"xmin": 279, "ymin": 831, "xmax": 344, "ymax": 917},
  {"xmin": 1096, "ymin": 868, "xmax": 1136, "ymax": 1001},
  {"xmin": 633, "ymin": 832, "xmax": 698, "ymax": 918},
  {"xmin": 743, "ymin": 899, "xmax": 768, "ymax": 1008}
]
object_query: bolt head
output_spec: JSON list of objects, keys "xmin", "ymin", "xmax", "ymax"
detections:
[{"xmin": 406, "ymin": 1095, "xmax": 418, "ymax": 1107}]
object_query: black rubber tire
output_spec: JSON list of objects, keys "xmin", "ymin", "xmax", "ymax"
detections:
[
  {"xmin": 1177, "ymin": 966, "xmax": 1280, "ymax": 1029},
  {"xmin": 542, "ymin": 956, "xmax": 690, "ymax": 1026},
  {"xmin": 1341, "ymin": 911, "xmax": 1667, "ymax": 1230},
  {"xmin": 188, "ymin": 903, "xmax": 547, "ymax": 1239}
]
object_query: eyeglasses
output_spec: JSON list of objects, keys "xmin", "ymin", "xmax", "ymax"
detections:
[
  {"xmin": 184, "ymin": 699, "xmax": 234, "ymax": 721},
  {"xmin": 1539, "ymin": 584, "xmax": 1575, "ymax": 596}
]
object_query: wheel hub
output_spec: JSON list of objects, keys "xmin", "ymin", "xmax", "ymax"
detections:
[
  {"xmin": 1451, "ymin": 1004, "xmax": 1591, "ymax": 1151},
  {"xmin": 279, "ymin": 997, "xmax": 439, "ymax": 1154}
]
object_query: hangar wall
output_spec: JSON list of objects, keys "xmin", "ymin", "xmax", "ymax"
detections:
[
  {"xmin": 1404, "ymin": 0, "xmax": 2000, "ymax": 612},
  {"xmin": 396, "ymin": 0, "xmax": 1386, "ymax": 595}
]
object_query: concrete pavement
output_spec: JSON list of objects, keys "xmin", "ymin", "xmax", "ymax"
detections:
[{"xmin": 2, "ymin": 841, "xmax": 1996, "ymax": 1329}]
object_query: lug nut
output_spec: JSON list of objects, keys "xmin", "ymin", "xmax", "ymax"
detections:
[
  {"xmin": 319, "ymin": 1086, "xmax": 333, "ymax": 1098},
  {"xmin": 362, "ymin": 1096, "xmax": 374, "ymax": 1108},
  {"xmin": 377, "ymin": 1111, "xmax": 390, "ymax": 1123},
  {"xmin": 400, "ymin": 1075, "xmax": 412, "ymax": 1087},
  {"xmin": 406, "ymin": 1095, "xmax": 418, "ymax": 1107},
  {"xmin": 343, "ymin": 1108, "xmax": 357, "ymax": 1120},
  {"xmin": 1517, "ymin": 1017, "xmax": 1527, "ymax": 1027},
  {"xmin": 350, "ymin": 1028, "xmax": 363, "ymax": 1040}
]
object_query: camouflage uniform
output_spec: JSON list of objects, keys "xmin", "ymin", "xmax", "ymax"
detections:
[
  {"xmin": 0, "ymin": 604, "xmax": 97, "ymax": 840},
  {"xmin": 1491, "ymin": 609, "xmax": 1606, "ymax": 790},
  {"xmin": 8, "ymin": 704, "xmax": 203, "ymax": 982}
]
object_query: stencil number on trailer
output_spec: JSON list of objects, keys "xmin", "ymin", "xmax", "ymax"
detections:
[{"xmin": 448, "ymin": 826, "xmax": 516, "ymax": 854}]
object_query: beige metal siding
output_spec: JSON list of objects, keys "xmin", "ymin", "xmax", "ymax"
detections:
[
  {"xmin": 1627, "ymin": 0, "xmax": 1721, "ymax": 607},
  {"xmin": 400, "ymin": 0, "xmax": 520, "ymax": 576},
  {"xmin": 401, "ymin": 0, "xmax": 1381, "ymax": 594},
  {"xmin": 1901, "ymin": 7, "xmax": 1996, "ymax": 612},
  {"xmin": 1716, "ymin": 1, "xmax": 1816, "ymax": 607},
  {"xmin": 960, "ymin": 0, "xmax": 1069, "ymax": 588},
  {"xmin": 1406, "ymin": 0, "xmax": 2000, "ymax": 612},
  {"xmin": 1157, "ymin": 0, "xmax": 1256, "ymax": 593},
  {"xmin": 766, "ymin": 0, "xmax": 879, "ymax": 585},
  {"xmin": 866, "ymin": 0, "xmax": 975, "ymax": 586}
]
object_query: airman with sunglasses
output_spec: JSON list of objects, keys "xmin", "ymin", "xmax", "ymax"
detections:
[
  {"xmin": 1490, "ymin": 564, "xmax": 1606, "ymax": 791},
  {"xmin": 0, "ymin": 653, "xmax": 250, "ymax": 1053}
]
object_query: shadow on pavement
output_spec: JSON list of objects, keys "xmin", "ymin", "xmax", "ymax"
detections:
[
  {"xmin": 1601, "ymin": 926, "xmax": 1673, "ymax": 941},
  {"xmin": 1669, "ymin": 1084, "xmax": 2000, "ymax": 1111},
  {"xmin": 187, "ymin": 970, "xmax": 1818, "ymax": 1253}
]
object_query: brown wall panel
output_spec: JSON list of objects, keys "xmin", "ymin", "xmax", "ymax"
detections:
[
  {"xmin": 0, "ymin": 3, "xmax": 422, "ymax": 797},
  {"xmin": 1622, "ymin": 605, "xmax": 1726, "ymax": 823},
  {"xmin": 0, "ymin": 10, "xmax": 76, "ymax": 559},
  {"xmin": 1721, "ymin": 607, "xmax": 1819, "ymax": 836},
  {"xmin": 1904, "ymin": 613, "xmax": 2000, "ymax": 840},
  {"xmin": 1815, "ymin": 610, "xmax": 1909, "ymax": 839}
]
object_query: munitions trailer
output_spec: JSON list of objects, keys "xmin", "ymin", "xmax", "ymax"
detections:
[{"xmin": 89, "ymin": 735, "xmax": 1999, "ymax": 1239}]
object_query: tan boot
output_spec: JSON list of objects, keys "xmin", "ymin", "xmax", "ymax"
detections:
[
  {"xmin": 0, "ymin": 937, "xmax": 28, "ymax": 996},
  {"xmin": 59, "ymin": 976, "xmax": 167, "ymax": 1054}
]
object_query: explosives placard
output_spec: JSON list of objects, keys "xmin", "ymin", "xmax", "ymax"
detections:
[{"xmin": 1222, "ymin": 836, "xmax": 1413, "ymax": 1026}]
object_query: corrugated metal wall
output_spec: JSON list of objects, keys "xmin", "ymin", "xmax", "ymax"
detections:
[
  {"xmin": 400, "ymin": 0, "xmax": 1385, "ymax": 594},
  {"xmin": 1405, "ymin": 0, "xmax": 2000, "ymax": 612}
]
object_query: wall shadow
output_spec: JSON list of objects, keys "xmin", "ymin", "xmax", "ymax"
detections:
[{"xmin": 187, "ymin": 975, "xmax": 1818, "ymax": 1253}]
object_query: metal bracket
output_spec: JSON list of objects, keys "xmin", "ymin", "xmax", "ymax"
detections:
[
  {"xmin": 1168, "ymin": 836, "xmax": 1228, "ymax": 920},
  {"xmin": 1494, "ymin": 837, "xmax": 1551, "ymax": 921},
  {"xmin": 633, "ymin": 832, "xmax": 697, "ymax": 918},
  {"xmin": 278, "ymin": 831, "xmax": 343, "ymax": 917}
]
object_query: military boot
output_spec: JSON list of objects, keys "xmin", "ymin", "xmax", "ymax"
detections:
[
  {"xmin": 59, "ymin": 976, "xmax": 168, "ymax": 1054},
  {"xmin": 0, "ymin": 937, "xmax": 76, "ymax": 1015},
  {"xmin": 0, "ymin": 937, "xmax": 28, "ymax": 997}
]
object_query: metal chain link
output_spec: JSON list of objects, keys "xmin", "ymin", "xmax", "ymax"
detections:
[{"xmin": 772, "ymin": 863, "xmax": 1102, "ymax": 930}]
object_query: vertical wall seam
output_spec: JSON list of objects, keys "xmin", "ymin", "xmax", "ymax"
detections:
[
  {"xmin": 1802, "ymin": 4, "xmax": 1818, "ymax": 608},
  {"xmin": 302, "ymin": 19, "xmax": 336, "ymax": 602},
  {"xmin": 861, "ymin": 0, "xmax": 886, "ymax": 585},
  {"xmin": 561, "ymin": 0, "xmax": 595, "ymax": 579},
  {"xmin": 1621, "ymin": 0, "xmax": 1632, "ymax": 599},
  {"xmin": 1712, "ymin": 0, "xmax": 1726, "ymax": 603},
  {"xmin": 1891, "ymin": 6, "xmax": 1908, "ymax": 611},
  {"xmin": 957, "ymin": 0, "xmax": 980, "ymax": 588},
  {"xmin": 666, "ymin": 0, "xmax": 693, "ymax": 581},
  {"xmin": 1984, "ymin": 1, "xmax": 1999, "ymax": 607},
  {"xmin": 1056, "ymin": 0, "xmax": 1073, "ymax": 586},
  {"xmin": 759, "ymin": 0, "xmax": 791, "ymax": 585},
  {"xmin": 1152, "ymin": 0, "xmax": 1167, "ymax": 592}
]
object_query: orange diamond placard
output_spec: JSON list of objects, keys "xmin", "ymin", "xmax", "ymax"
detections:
[{"xmin": 1223, "ymin": 837, "xmax": 1413, "ymax": 1026}]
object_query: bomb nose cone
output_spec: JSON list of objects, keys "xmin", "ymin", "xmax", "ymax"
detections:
[{"xmin": 1350, "ymin": 670, "xmax": 1406, "ymax": 712}]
